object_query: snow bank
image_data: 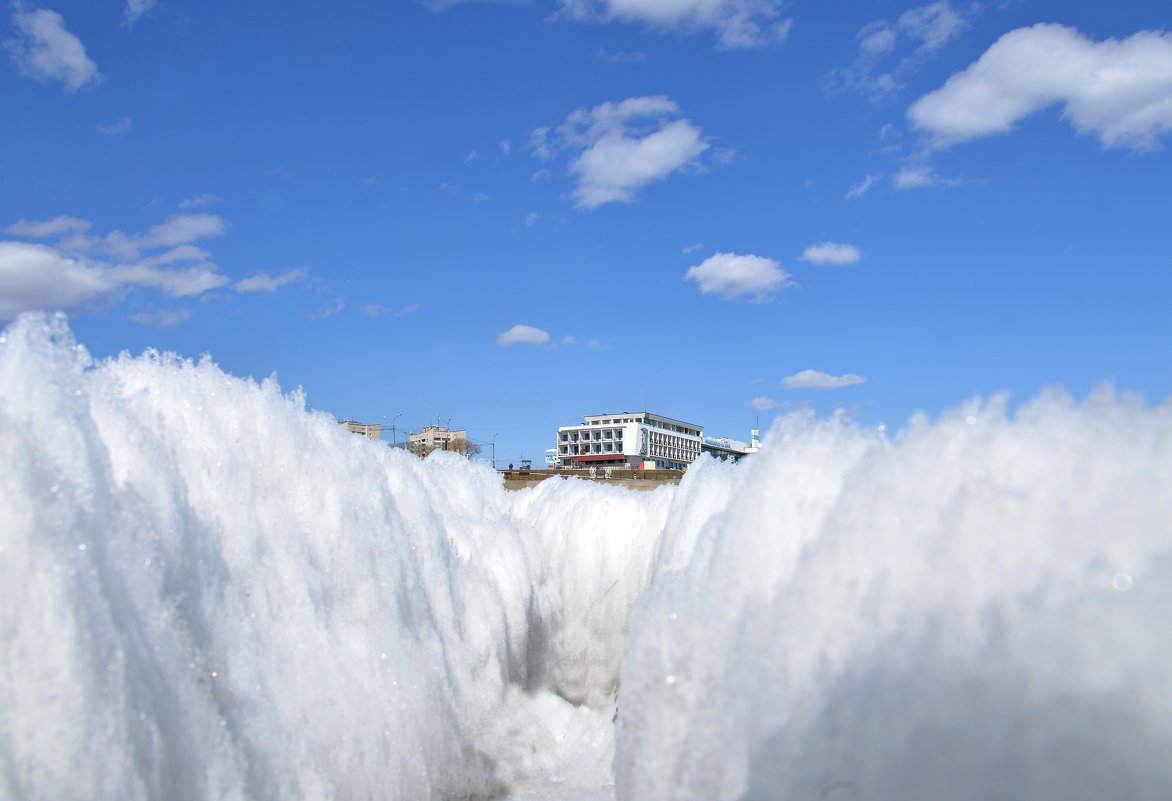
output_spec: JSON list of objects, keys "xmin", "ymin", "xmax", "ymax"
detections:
[
  {"xmin": 0, "ymin": 314, "xmax": 664, "ymax": 800},
  {"xmin": 2, "ymin": 313, "xmax": 1170, "ymax": 801},
  {"xmin": 618, "ymin": 399, "xmax": 1172, "ymax": 801}
]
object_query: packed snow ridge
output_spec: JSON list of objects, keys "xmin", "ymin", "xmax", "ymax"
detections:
[{"xmin": 2, "ymin": 313, "xmax": 1171, "ymax": 801}]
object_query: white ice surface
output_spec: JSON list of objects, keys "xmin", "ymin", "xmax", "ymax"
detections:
[{"xmin": 2, "ymin": 313, "xmax": 1170, "ymax": 801}]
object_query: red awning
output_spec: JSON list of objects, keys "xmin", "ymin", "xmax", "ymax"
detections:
[{"xmin": 575, "ymin": 454, "xmax": 625, "ymax": 463}]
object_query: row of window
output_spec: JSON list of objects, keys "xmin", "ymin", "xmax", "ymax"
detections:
[
  {"xmin": 585, "ymin": 416, "xmax": 701, "ymax": 437},
  {"xmin": 561, "ymin": 429, "xmax": 624, "ymax": 442},
  {"xmin": 561, "ymin": 443, "xmax": 621, "ymax": 455}
]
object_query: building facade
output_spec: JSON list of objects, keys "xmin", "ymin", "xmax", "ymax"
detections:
[
  {"xmin": 339, "ymin": 420, "xmax": 381, "ymax": 440},
  {"xmin": 409, "ymin": 425, "xmax": 469, "ymax": 456},
  {"xmin": 555, "ymin": 412, "xmax": 760, "ymax": 470},
  {"xmin": 555, "ymin": 412, "xmax": 704, "ymax": 470}
]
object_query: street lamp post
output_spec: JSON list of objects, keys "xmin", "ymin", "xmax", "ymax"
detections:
[
  {"xmin": 492, "ymin": 433, "xmax": 499, "ymax": 469},
  {"xmin": 392, "ymin": 412, "xmax": 403, "ymax": 446}
]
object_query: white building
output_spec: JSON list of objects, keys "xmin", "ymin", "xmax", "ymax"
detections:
[
  {"xmin": 555, "ymin": 412, "xmax": 704, "ymax": 470},
  {"xmin": 700, "ymin": 431, "xmax": 760, "ymax": 462}
]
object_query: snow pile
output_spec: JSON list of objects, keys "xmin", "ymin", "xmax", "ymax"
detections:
[
  {"xmin": 2, "ymin": 313, "xmax": 1171, "ymax": 801},
  {"xmin": 0, "ymin": 314, "xmax": 665, "ymax": 800},
  {"xmin": 618, "ymin": 398, "xmax": 1172, "ymax": 801}
]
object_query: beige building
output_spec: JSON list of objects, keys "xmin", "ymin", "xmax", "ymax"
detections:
[
  {"xmin": 409, "ymin": 425, "xmax": 469, "ymax": 456},
  {"xmin": 339, "ymin": 420, "xmax": 381, "ymax": 440}
]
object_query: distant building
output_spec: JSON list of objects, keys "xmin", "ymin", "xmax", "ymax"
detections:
[
  {"xmin": 555, "ymin": 412, "xmax": 758, "ymax": 470},
  {"xmin": 339, "ymin": 420, "xmax": 381, "ymax": 440},
  {"xmin": 409, "ymin": 425, "xmax": 469, "ymax": 456},
  {"xmin": 700, "ymin": 429, "xmax": 760, "ymax": 462}
]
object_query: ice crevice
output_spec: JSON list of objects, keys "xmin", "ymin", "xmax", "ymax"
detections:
[{"xmin": 2, "ymin": 313, "xmax": 1172, "ymax": 801}]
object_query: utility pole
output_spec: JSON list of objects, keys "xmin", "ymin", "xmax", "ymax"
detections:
[{"xmin": 392, "ymin": 411, "xmax": 402, "ymax": 446}]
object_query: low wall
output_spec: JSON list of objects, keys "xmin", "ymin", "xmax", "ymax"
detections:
[{"xmin": 500, "ymin": 468, "xmax": 683, "ymax": 491}]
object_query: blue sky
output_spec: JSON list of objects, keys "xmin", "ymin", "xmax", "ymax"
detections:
[{"xmin": 3, "ymin": 0, "xmax": 1171, "ymax": 464}]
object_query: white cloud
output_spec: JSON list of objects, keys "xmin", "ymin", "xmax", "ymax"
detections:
[
  {"xmin": 681, "ymin": 242, "xmax": 704, "ymax": 254},
  {"xmin": 529, "ymin": 127, "xmax": 553, "ymax": 161},
  {"xmin": 562, "ymin": 334, "xmax": 576, "ymax": 345},
  {"xmin": 178, "ymin": 194, "xmax": 222, "ymax": 210},
  {"xmin": 5, "ymin": 9, "xmax": 102, "ymax": 92},
  {"xmin": 893, "ymin": 166, "xmax": 960, "ymax": 189},
  {"xmin": 828, "ymin": 2, "xmax": 965, "ymax": 98},
  {"xmin": 360, "ymin": 302, "xmax": 419, "ymax": 318},
  {"xmin": 747, "ymin": 396, "xmax": 779, "ymax": 411},
  {"xmin": 140, "ymin": 214, "xmax": 227, "ymax": 250},
  {"xmin": 781, "ymin": 369, "xmax": 867, "ymax": 389},
  {"xmin": 106, "ymin": 260, "xmax": 226, "ymax": 298},
  {"xmin": 235, "ymin": 268, "xmax": 308, "ymax": 293},
  {"xmin": 473, "ymin": 192, "xmax": 491, "ymax": 204},
  {"xmin": 0, "ymin": 242, "xmax": 113, "ymax": 319},
  {"xmin": 123, "ymin": 0, "xmax": 157, "ymax": 27},
  {"xmin": 561, "ymin": 0, "xmax": 792, "ymax": 50},
  {"xmin": 909, "ymin": 24, "xmax": 1172, "ymax": 149},
  {"xmin": 128, "ymin": 307, "xmax": 193, "ymax": 328},
  {"xmin": 897, "ymin": 2, "xmax": 964, "ymax": 55},
  {"xmin": 597, "ymin": 48, "xmax": 647, "ymax": 64},
  {"xmin": 499, "ymin": 138, "xmax": 511, "ymax": 155},
  {"xmin": 801, "ymin": 242, "xmax": 861, "ymax": 266},
  {"xmin": 5, "ymin": 216, "xmax": 91, "ymax": 238},
  {"xmin": 524, "ymin": 212, "xmax": 539, "ymax": 227},
  {"xmin": 97, "ymin": 116, "xmax": 132, "ymax": 135},
  {"xmin": 309, "ymin": 298, "xmax": 345, "ymax": 320},
  {"xmin": 0, "ymin": 213, "xmax": 236, "ymax": 319},
  {"xmin": 712, "ymin": 146, "xmax": 737, "ymax": 166},
  {"xmin": 846, "ymin": 173, "xmax": 880, "ymax": 199},
  {"xmin": 539, "ymin": 96, "xmax": 711, "ymax": 208},
  {"xmin": 497, "ymin": 323, "xmax": 550, "ymax": 346},
  {"xmin": 684, "ymin": 252, "xmax": 792, "ymax": 301},
  {"xmin": 465, "ymin": 150, "xmax": 480, "ymax": 162}
]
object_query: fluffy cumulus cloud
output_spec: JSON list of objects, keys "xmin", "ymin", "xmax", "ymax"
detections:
[
  {"xmin": 560, "ymin": 0, "xmax": 792, "ymax": 49},
  {"xmin": 684, "ymin": 252, "xmax": 792, "ymax": 301},
  {"xmin": 535, "ymin": 96, "xmax": 711, "ymax": 208},
  {"xmin": 781, "ymin": 369, "xmax": 867, "ymax": 389},
  {"xmin": 4, "ymin": 9, "xmax": 102, "ymax": 92},
  {"xmin": 747, "ymin": 396, "xmax": 779, "ymax": 411},
  {"xmin": 909, "ymin": 24, "xmax": 1172, "ymax": 149},
  {"xmin": 801, "ymin": 242, "xmax": 861, "ymax": 266},
  {"xmin": 0, "ymin": 242, "xmax": 113, "ymax": 319},
  {"xmin": 496, "ymin": 324, "xmax": 551, "ymax": 346},
  {"xmin": 0, "ymin": 213, "xmax": 252, "ymax": 320}
]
